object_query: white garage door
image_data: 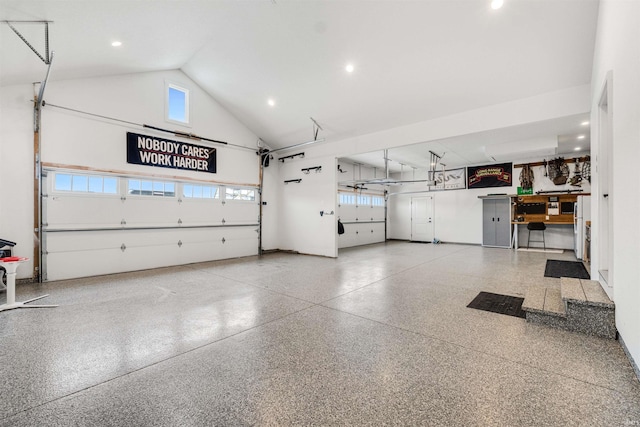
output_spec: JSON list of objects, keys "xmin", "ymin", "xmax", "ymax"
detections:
[
  {"xmin": 42, "ymin": 168, "xmax": 259, "ymax": 281},
  {"xmin": 338, "ymin": 192, "xmax": 386, "ymax": 249}
]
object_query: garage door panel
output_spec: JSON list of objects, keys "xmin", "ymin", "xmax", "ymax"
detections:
[
  {"xmin": 45, "ymin": 195, "xmax": 123, "ymax": 228},
  {"xmin": 221, "ymin": 203, "xmax": 259, "ymax": 224},
  {"xmin": 220, "ymin": 228, "xmax": 259, "ymax": 258},
  {"xmin": 371, "ymin": 206, "xmax": 386, "ymax": 221},
  {"xmin": 46, "ymin": 250, "xmax": 123, "ymax": 281},
  {"xmin": 338, "ymin": 222, "xmax": 385, "ymax": 249},
  {"xmin": 122, "ymin": 197, "xmax": 182, "ymax": 226},
  {"xmin": 179, "ymin": 240, "xmax": 224, "ymax": 264},
  {"xmin": 178, "ymin": 201, "xmax": 224, "ymax": 225},
  {"xmin": 338, "ymin": 223, "xmax": 359, "ymax": 248},
  {"xmin": 46, "ymin": 231, "xmax": 126, "ymax": 252},
  {"xmin": 338, "ymin": 205, "xmax": 358, "ymax": 222}
]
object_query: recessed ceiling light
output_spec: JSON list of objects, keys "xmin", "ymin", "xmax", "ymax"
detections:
[
  {"xmin": 575, "ymin": 147, "xmax": 581, "ymax": 151},
  {"xmin": 577, "ymin": 135, "xmax": 586, "ymax": 140},
  {"xmin": 345, "ymin": 63, "xmax": 355, "ymax": 73},
  {"xmin": 491, "ymin": 0, "xmax": 504, "ymax": 10},
  {"xmin": 111, "ymin": 41, "xmax": 122, "ymax": 47},
  {"xmin": 267, "ymin": 99, "xmax": 276, "ymax": 107},
  {"xmin": 581, "ymin": 121, "xmax": 590, "ymax": 126}
]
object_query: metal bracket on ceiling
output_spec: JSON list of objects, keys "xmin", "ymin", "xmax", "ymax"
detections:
[
  {"xmin": 310, "ymin": 117, "xmax": 323, "ymax": 141},
  {"xmin": 3, "ymin": 20, "xmax": 56, "ymax": 131},
  {"xmin": 3, "ymin": 20, "xmax": 53, "ymax": 65}
]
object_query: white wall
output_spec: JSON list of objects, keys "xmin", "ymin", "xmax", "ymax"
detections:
[
  {"xmin": 289, "ymin": 85, "xmax": 590, "ymax": 257},
  {"xmin": 41, "ymin": 70, "xmax": 259, "ymax": 184},
  {"xmin": 311, "ymin": 85, "xmax": 590, "ymax": 161},
  {"xmin": 277, "ymin": 154, "xmax": 337, "ymax": 258},
  {"xmin": 1, "ymin": 70, "xmax": 262, "ymax": 279},
  {"xmin": 0, "ymin": 84, "xmax": 37, "ymax": 277},
  {"xmin": 387, "ymin": 158, "xmax": 590, "ymax": 247},
  {"xmin": 387, "ymin": 176, "xmax": 496, "ymax": 244},
  {"xmin": 590, "ymin": 0, "xmax": 640, "ymax": 373}
]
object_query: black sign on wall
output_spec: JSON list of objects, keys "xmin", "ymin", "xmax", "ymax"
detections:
[
  {"xmin": 467, "ymin": 162, "xmax": 512, "ymax": 188},
  {"xmin": 126, "ymin": 132, "xmax": 217, "ymax": 173}
]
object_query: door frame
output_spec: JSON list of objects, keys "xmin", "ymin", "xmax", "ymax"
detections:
[{"xmin": 410, "ymin": 196, "xmax": 434, "ymax": 242}]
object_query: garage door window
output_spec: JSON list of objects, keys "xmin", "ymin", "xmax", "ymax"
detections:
[
  {"xmin": 339, "ymin": 193, "xmax": 356, "ymax": 205},
  {"xmin": 128, "ymin": 179, "xmax": 175, "ymax": 197},
  {"xmin": 183, "ymin": 184, "xmax": 219, "ymax": 199},
  {"xmin": 372, "ymin": 196, "xmax": 385, "ymax": 206},
  {"xmin": 225, "ymin": 187, "xmax": 256, "ymax": 201},
  {"xmin": 54, "ymin": 173, "xmax": 118, "ymax": 194}
]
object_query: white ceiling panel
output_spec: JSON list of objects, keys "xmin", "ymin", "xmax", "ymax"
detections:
[{"xmin": 1, "ymin": 0, "xmax": 598, "ymax": 156}]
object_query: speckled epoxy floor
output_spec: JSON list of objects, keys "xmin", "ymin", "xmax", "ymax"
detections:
[{"xmin": 1, "ymin": 242, "xmax": 639, "ymax": 426}]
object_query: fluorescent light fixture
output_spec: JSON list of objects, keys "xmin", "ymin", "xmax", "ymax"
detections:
[
  {"xmin": 581, "ymin": 121, "xmax": 590, "ymax": 126},
  {"xmin": 491, "ymin": 0, "xmax": 504, "ymax": 10},
  {"xmin": 345, "ymin": 63, "xmax": 355, "ymax": 73},
  {"xmin": 111, "ymin": 41, "xmax": 122, "ymax": 47},
  {"xmin": 577, "ymin": 135, "xmax": 586, "ymax": 140},
  {"xmin": 267, "ymin": 98, "xmax": 276, "ymax": 107},
  {"xmin": 575, "ymin": 147, "xmax": 581, "ymax": 151}
]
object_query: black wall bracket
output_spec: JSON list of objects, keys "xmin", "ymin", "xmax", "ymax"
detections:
[
  {"xmin": 284, "ymin": 179, "xmax": 302, "ymax": 184},
  {"xmin": 279, "ymin": 152, "xmax": 305, "ymax": 162},
  {"xmin": 302, "ymin": 166, "xmax": 322, "ymax": 174}
]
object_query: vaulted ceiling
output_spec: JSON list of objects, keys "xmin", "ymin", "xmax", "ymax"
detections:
[{"xmin": 1, "ymin": 0, "xmax": 599, "ymax": 163}]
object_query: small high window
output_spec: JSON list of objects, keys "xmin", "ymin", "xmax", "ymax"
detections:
[{"xmin": 167, "ymin": 83, "xmax": 189, "ymax": 124}]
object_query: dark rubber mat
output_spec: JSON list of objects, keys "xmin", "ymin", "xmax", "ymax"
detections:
[
  {"xmin": 467, "ymin": 291, "xmax": 526, "ymax": 318},
  {"xmin": 544, "ymin": 260, "xmax": 590, "ymax": 279}
]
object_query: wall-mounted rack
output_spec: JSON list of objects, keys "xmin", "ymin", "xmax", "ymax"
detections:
[
  {"xmin": 284, "ymin": 179, "xmax": 302, "ymax": 184},
  {"xmin": 301, "ymin": 166, "xmax": 322, "ymax": 174},
  {"xmin": 513, "ymin": 156, "xmax": 590, "ymax": 168},
  {"xmin": 279, "ymin": 152, "xmax": 305, "ymax": 162}
]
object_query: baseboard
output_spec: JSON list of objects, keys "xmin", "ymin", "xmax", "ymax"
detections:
[
  {"xmin": 619, "ymin": 333, "xmax": 640, "ymax": 382},
  {"xmin": 517, "ymin": 248, "xmax": 564, "ymax": 254}
]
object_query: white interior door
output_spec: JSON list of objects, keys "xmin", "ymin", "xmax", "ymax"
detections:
[{"xmin": 411, "ymin": 196, "xmax": 434, "ymax": 242}]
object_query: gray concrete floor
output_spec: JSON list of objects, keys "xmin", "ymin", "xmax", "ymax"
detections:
[{"xmin": 1, "ymin": 241, "xmax": 639, "ymax": 426}]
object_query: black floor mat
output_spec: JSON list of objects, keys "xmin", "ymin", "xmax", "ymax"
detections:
[
  {"xmin": 544, "ymin": 260, "xmax": 590, "ymax": 279},
  {"xmin": 467, "ymin": 291, "xmax": 526, "ymax": 318}
]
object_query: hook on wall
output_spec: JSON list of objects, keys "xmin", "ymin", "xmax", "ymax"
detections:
[
  {"xmin": 284, "ymin": 179, "xmax": 302, "ymax": 184},
  {"xmin": 279, "ymin": 152, "xmax": 305, "ymax": 162},
  {"xmin": 301, "ymin": 166, "xmax": 322, "ymax": 174}
]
